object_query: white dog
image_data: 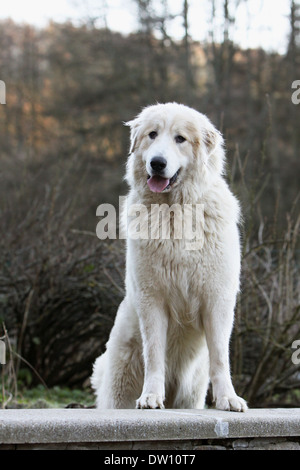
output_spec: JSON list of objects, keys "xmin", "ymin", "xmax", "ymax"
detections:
[{"xmin": 91, "ymin": 103, "xmax": 247, "ymax": 412}]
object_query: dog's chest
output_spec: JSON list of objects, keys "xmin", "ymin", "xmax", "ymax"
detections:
[
  {"xmin": 131, "ymin": 236, "xmax": 221, "ymax": 323},
  {"xmin": 150, "ymin": 241, "xmax": 208, "ymax": 321}
]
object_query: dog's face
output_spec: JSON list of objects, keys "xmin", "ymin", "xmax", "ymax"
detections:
[{"xmin": 125, "ymin": 103, "xmax": 224, "ymax": 194}]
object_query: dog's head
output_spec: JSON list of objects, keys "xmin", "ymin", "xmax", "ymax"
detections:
[{"xmin": 124, "ymin": 103, "xmax": 225, "ymax": 196}]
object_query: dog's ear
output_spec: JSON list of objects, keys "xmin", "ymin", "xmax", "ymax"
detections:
[
  {"xmin": 203, "ymin": 127, "xmax": 224, "ymax": 155},
  {"xmin": 124, "ymin": 118, "xmax": 140, "ymax": 154},
  {"xmin": 202, "ymin": 125, "xmax": 225, "ymax": 175}
]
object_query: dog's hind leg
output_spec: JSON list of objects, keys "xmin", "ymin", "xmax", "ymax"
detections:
[{"xmin": 91, "ymin": 299, "xmax": 143, "ymax": 409}]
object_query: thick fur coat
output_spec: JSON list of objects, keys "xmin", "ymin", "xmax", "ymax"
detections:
[{"xmin": 91, "ymin": 103, "xmax": 247, "ymax": 411}]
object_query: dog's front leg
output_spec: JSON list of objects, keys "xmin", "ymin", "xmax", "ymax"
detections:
[
  {"xmin": 203, "ymin": 299, "xmax": 248, "ymax": 412},
  {"xmin": 136, "ymin": 299, "xmax": 168, "ymax": 409}
]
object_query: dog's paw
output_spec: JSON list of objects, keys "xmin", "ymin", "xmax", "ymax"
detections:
[
  {"xmin": 136, "ymin": 393, "xmax": 165, "ymax": 409},
  {"xmin": 215, "ymin": 395, "xmax": 248, "ymax": 412}
]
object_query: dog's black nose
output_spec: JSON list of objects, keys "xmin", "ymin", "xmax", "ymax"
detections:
[{"xmin": 150, "ymin": 156, "xmax": 167, "ymax": 173}]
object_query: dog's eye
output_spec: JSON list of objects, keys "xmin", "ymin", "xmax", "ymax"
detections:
[
  {"xmin": 149, "ymin": 131, "xmax": 158, "ymax": 140},
  {"xmin": 175, "ymin": 135, "xmax": 186, "ymax": 144}
]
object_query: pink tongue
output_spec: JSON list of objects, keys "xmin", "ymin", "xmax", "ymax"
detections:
[{"xmin": 147, "ymin": 175, "xmax": 170, "ymax": 193}]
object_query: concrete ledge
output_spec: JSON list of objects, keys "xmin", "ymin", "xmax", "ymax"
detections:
[{"xmin": 0, "ymin": 408, "xmax": 300, "ymax": 450}]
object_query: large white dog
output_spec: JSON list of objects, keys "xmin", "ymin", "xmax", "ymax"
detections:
[{"xmin": 91, "ymin": 103, "xmax": 247, "ymax": 411}]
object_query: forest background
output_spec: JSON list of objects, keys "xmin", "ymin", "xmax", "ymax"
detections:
[{"xmin": 0, "ymin": 0, "xmax": 299, "ymax": 408}]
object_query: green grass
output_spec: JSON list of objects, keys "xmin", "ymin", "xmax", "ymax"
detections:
[{"xmin": 3, "ymin": 385, "xmax": 95, "ymax": 409}]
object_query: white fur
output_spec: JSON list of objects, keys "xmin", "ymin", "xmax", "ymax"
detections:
[{"xmin": 91, "ymin": 103, "xmax": 247, "ymax": 411}]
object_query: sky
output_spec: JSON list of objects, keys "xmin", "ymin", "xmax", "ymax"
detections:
[{"xmin": 0, "ymin": 0, "xmax": 292, "ymax": 54}]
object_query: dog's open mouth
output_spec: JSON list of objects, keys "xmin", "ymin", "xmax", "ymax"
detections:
[{"xmin": 147, "ymin": 169, "xmax": 180, "ymax": 193}]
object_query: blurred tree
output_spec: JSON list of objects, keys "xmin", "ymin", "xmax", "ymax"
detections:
[
  {"xmin": 287, "ymin": 0, "xmax": 300, "ymax": 160},
  {"xmin": 287, "ymin": 0, "xmax": 300, "ymax": 67},
  {"xmin": 0, "ymin": 13, "xmax": 299, "ymax": 403},
  {"xmin": 182, "ymin": 0, "xmax": 194, "ymax": 104}
]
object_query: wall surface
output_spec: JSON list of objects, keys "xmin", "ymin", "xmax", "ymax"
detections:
[{"xmin": 0, "ymin": 408, "xmax": 299, "ymax": 450}]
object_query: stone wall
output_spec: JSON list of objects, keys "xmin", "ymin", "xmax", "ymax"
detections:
[{"xmin": 0, "ymin": 408, "xmax": 299, "ymax": 451}]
